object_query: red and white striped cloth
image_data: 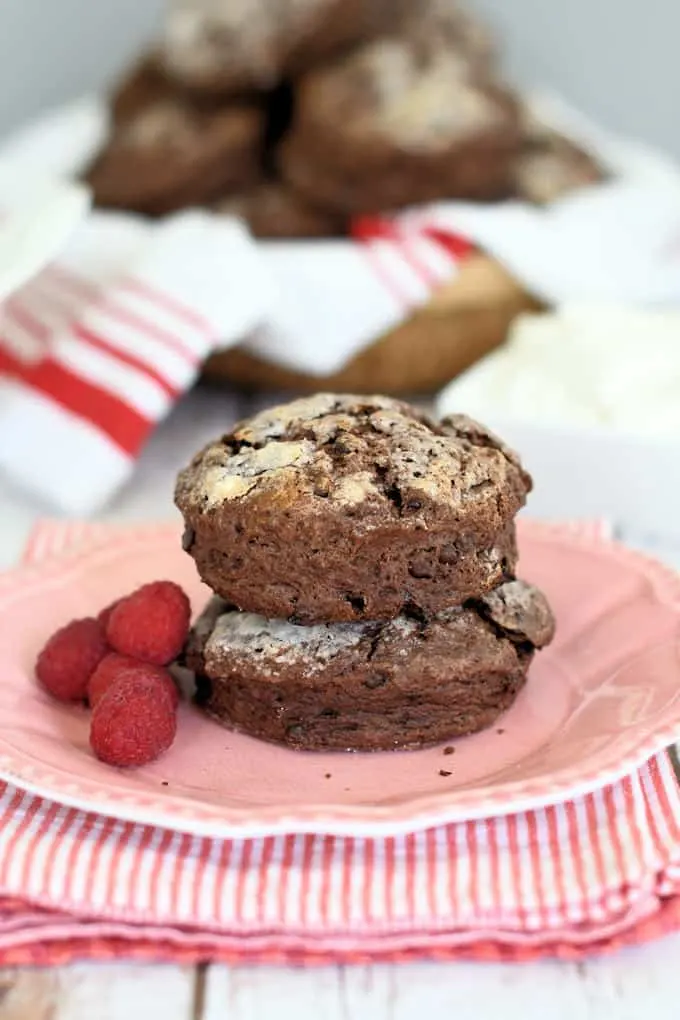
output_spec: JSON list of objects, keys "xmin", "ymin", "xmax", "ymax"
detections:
[
  {"xmin": 0, "ymin": 522, "xmax": 679, "ymax": 967},
  {"xmin": 0, "ymin": 206, "xmax": 468, "ymax": 515}
]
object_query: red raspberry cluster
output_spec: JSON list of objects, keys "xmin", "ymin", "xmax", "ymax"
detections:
[{"xmin": 35, "ymin": 581, "xmax": 191, "ymax": 768}]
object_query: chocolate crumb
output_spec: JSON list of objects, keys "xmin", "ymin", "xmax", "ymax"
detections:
[
  {"xmin": 443, "ymin": 746, "xmax": 455, "ymax": 755},
  {"xmin": 325, "ymin": 773, "xmax": 332, "ymax": 779},
  {"xmin": 439, "ymin": 769, "xmax": 452, "ymax": 777},
  {"xmin": 161, "ymin": 781, "xmax": 169, "ymax": 786}
]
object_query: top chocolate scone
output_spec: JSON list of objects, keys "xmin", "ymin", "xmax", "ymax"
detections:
[{"xmin": 175, "ymin": 394, "xmax": 532, "ymax": 623}]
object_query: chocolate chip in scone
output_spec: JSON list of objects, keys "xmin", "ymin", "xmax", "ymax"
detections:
[
  {"xmin": 409, "ymin": 555, "xmax": 435, "ymax": 579},
  {"xmin": 438, "ymin": 544, "xmax": 459, "ymax": 565},
  {"xmin": 345, "ymin": 594, "xmax": 366, "ymax": 614},
  {"xmin": 363, "ymin": 673, "xmax": 389, "ymax": 690}
]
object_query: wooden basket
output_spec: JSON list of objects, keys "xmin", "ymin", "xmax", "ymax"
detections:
[{"xmin": 203, "ymin": 255, "xmax": 539, "ymax": 395}]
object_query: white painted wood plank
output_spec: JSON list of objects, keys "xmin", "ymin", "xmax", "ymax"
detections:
[
  {"xmin": 203, "ymin": 936, "xmax": 680, "ymax": 1020},
  {"xmin": 573, "ymin": 937, "xmax": 680, "ymax": 1020},
  {"xmin": 203, "ymin": 964, "xmax": 349, "ymax": 1020},
  {"xmin": 378, "ymin": 945, "xmax": 680, "ymax": 1020},
  {"xmin": 0, "ymin": 964, "xmax": 195, "ymax": 1020}
]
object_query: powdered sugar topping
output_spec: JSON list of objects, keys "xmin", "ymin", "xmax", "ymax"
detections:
[
  {"xmin": 197, "ymin": 439, "xmax": 315, "ymax": 504},
  {"xmin": 207, "ymin": 609, "xmax": 369, "ymax": 671},
  {"xmin": 162, "ymin": 0, "xmax": 337, "ymax": 79},
  {"xmin": 363, "ymin": 41, "xmax": 504, "ymax": 149}
]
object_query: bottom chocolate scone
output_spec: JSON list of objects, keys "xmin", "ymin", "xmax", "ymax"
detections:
[{"xmin": 185, "ymin": 579, "xmax": 555, "ymax": 752}]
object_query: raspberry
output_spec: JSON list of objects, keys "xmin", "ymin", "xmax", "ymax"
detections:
[
  {"xmin": 97, "ymin": 599, "xmax": 122, "ymax": 630},
  {"xmin": 88, "ymin": 653, "xmax": 180, "ymax": 709},
  {"xmin": 36, "ymin": 618, "xmax": 108, "ymax": 702},
  {"xmin": 90, "ymin": 668, "xmax": 177, "ymax": 767},
  {"xmin": 106, "ymin": 581, "xmax": 191, "ymax": 666}
]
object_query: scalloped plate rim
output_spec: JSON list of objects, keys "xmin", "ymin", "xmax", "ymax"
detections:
[
  {"xmin": 0, "ymin": 519, "xmax": 679, "ymax": 837},
  {"xmin": 0, "ymin": 719, "xmax": 679, "ymax": 838}
]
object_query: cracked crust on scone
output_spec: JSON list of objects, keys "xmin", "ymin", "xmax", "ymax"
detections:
[
  {"xmin": 278, "ymin": 33, "xmax": 520, "ymax": 213},
  {"xmin": 158, "ymin": 0, "xmax": 401, "ymax": 96},
  {"xmin": 175, "ymin": 394, "xmax": 532, "ymax": 623},
  {"xmin": 185, "ymin": 578, "xmax": 554, "ymax": 751}
]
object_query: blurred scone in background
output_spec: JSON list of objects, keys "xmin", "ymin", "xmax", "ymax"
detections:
[{"xmin": 0, "ymin": 0, "xmax": 676, "ymax": 157}]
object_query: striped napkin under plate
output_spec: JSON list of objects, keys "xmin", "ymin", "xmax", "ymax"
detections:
[{"xmin": 0, "ymin": 518, "xmax": 678, "ymax": 966}]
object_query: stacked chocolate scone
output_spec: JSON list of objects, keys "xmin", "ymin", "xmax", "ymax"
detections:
[
  {"xmin": 85, "ymin": 0, "xmax": 606, "ymax": 233},
  {"xmin": 175, "ymin": 394, "xmax": 555, "ymax": 752}
]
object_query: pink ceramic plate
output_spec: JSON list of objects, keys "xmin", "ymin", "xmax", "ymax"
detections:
[{"xmin": 0, "ymin": 520, "xmax": 679, "ymax": 837}]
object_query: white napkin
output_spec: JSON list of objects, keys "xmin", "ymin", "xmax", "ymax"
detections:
[
  {"xmin": 0, "ymin": 167, "xmax": 89, "ymax": 305},
  {"xmin": 0, "ymin": 210, "xmax": 264, "ymax": 513}
]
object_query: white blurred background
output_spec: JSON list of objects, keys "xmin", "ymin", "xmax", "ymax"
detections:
[{"xmin": 0, "ymin": 0, "xmax": 676, "ymax": 154}]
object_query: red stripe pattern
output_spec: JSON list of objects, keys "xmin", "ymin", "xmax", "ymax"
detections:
[
  {"xmin": 0, "ymin": 214, "xmax": 472, "ymax": 510},
  {"xmin": 0, "ymin": 265, "xmax": 211, "ymax": 458},
  {"xmin": 0, "ymin": 756, "xmax": 677, "ymax": 956},
  {"xmin": 2, "ymin": 520, "xmax": 680, "ymax": 965},
  {"xmin": 352, "ymin": 215, "xmax": 470, "ymax": 307}
]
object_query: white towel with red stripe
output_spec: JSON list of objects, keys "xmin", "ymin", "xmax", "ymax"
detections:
[
  {"xmin": 0, "ymin": 200, "xmax": 470, "ymax": 514},
  {"xmin": 0, "ymin": 210, "xmax": 269, "ymax": 513},
  {"xmin": 1, "ymin": 516, "xmax": 680, "ymax": 967}
]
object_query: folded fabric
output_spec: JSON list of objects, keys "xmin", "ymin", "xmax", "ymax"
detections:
[
  {"xmin": 0, "ymin": 517, "xmax": 677, "ymax": 967},
  {"xmin": 0, "ymin": 210, "xmax": 267, "ymax": 514},
  {"xmin": 2, "ymin": 91, "xmax": 680, "ymax": 514},
  {"xmin": 0, "ymin": 166, "xmax": 89, "ymax": 305},
  {"xmin": 0, "ymin": 201, "xmax": 465, "ymax": 514}
]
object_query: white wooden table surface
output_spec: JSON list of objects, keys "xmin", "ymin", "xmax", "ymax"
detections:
[{"xmin": 1, "ymin": 386, "xmax": 680, "ymax": 1020}]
